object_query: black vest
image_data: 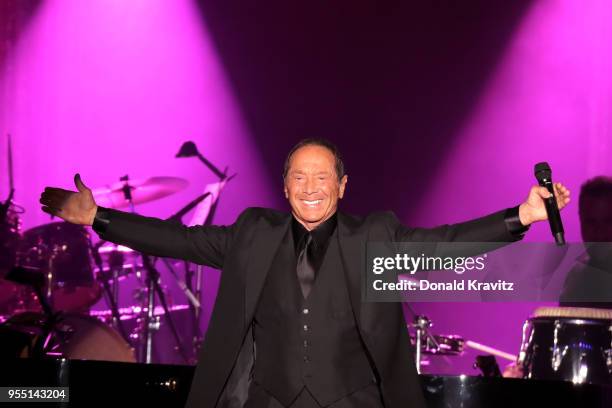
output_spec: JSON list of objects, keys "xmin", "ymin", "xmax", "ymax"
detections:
[{"xmin": 252, "ymin": 228, "xmax": 375, "ymax": 406}]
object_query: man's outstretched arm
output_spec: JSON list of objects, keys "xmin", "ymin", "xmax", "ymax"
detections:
[
  {"xmin": 39, "ymin": 173, "xmax": 237, "ymax": 268},
  {"xmin": 394, "ymin": 183, "xmax": 571, "ymax": 242}
]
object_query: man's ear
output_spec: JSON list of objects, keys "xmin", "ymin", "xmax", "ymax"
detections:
[
  {"xmin": 283, "ymin": 183, "xmax": 289, "ymax": 199},
  {"xmin": 338, "ymin": 175, "xmax": 348, "ymax": 199}
]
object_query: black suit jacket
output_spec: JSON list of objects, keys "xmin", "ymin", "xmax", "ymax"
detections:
[{"xmin": 98, "ymin": 207, "xmax": 521, "ymax": 408}]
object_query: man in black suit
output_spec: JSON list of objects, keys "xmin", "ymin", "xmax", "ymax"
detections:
[{"xmin": 40, "ymin": 139, "xmax": 570, "ymax": 408}]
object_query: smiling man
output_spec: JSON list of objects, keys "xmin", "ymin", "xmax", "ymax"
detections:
[
  {"xmin": 40, "ymin": 138, "xmax": 570, "ymax": 408},
  {"xmin": 283, "ymin": 142, "xmax": 347, "ymax": 231}
]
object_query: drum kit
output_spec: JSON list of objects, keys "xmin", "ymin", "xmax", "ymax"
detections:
[
  {"xmin": 0, "ymin": 139, "xmax": 235, "ymax": 365},
  {"xmin": 0, "ymin": 175, "xmax": 202, "ymax": 363}
]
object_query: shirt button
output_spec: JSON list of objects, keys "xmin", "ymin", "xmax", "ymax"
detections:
[
  {"xmin": 303, "ymin": 340, "xmax": 308, "ymax": 347},
  {"xmin": 303, "ymin": 356, "xmax": 310, "ymax": 362},
  {"xmin": 303, "ymin": 324, "xmax": 309, "ymax": 331},
  {"xmin": 303, "ymin": 308, "xmax": 309, "ymax": 315}
]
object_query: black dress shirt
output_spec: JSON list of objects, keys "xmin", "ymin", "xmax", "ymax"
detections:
[{"xmin": 291, "ymin": 213, "xmax": 337, "ymax": 274}]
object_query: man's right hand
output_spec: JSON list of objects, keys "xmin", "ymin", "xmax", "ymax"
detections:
[{"xmin": 39, "ymin": 173, "xmax": 98, "ymax": 225}]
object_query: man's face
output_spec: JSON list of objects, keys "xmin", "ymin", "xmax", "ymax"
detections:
[{"xmin": 284, "ymin": 145, "xmax": 347, "ymax": 230}]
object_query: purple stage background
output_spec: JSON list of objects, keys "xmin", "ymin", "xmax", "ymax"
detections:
[{"xmin": 2, "ymin": 0, "xmax": 612, "ymax": 373}]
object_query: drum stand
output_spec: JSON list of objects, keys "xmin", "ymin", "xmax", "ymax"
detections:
[
  {"xmin": 413, "ymin": 315, "xmax": 441, "ymax": 374},
  {"xmin": 140, "ymin": 253, "xmax": 189, "ymax": 363},
  {"xmin": 404, "ymin": 303, "xmax": 441, "ymax": 374},
  {"xmin": 6, "ymin": 265, "xmax": 59, "ymax": 358},
  {"xmin": 119, "ymin": 176, "xmax": 189, "ymax": 364},
  {"xmin": 193, "ymin": 264, "xmax": 203, "ymax": 358},
  {"xmin": 90, "ymin": 240, "xmax": 131, "ymax": 346},
  {"xmin": 175, "ymin": 141, "xmax": 237, "ymax": 361}
]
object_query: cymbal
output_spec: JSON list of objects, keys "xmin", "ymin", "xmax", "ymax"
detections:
[{"xmin": 92, "ymin": 177, "xmax": 189, "ymax": 209}]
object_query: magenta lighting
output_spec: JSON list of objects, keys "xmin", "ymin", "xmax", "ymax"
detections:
[
  {"xmin": 0, "ymin": 0, "xmax": 275, "ymax": 231},
  {"xmin": 409, "ymin": 0, "xmax": 612, "ymax": 376}
]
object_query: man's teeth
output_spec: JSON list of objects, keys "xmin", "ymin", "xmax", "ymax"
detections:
[{"xmin": 303, "ymin": 200, "xmax": 322, "ymax": 205}]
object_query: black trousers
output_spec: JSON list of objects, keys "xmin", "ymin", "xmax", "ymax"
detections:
[{"xmin": 244, "ymin": 381, "xmax": 385, "ymax": 408}]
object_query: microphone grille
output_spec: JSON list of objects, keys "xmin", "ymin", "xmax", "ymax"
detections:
[{"xmin": 534, "ymin": 162, "xmax": 551, "ymax": 181}]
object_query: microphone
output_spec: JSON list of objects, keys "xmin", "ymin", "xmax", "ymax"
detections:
[{"xmin": 534, "ymin": 162, "xmax": 565, "ymax": 246}]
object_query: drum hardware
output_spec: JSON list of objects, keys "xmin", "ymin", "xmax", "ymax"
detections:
[
  {"xmin": 110, "ymin": 174, "xmax": 189, "ymax": 364},
  {"xmin": 192, "ymin": 263, "xmax": 204, "ymax": 358},
  {"xmin": 176, "ymin": 141, "xmax": 229, "ymax": 180},
  {"xmin": 140, "ymin": 253, "xmax": 189, "ymax": 363},
  {"xmin": 0, "ymin": 134, "xmax": 17, "ymax": 228},
  {"xmin": 91, "ymin": 304, "xmax": 189, "ymax": 320},
  {"xmin": 160, "ymin": 259, "xmax": 200, "ymax": 309},
  {"xmin": 404, "ymin": 302, "xmax": 451, "ymax": 373},
  {"xmin": 404, "ymin": 302, "xmax": 516, "ymax": 376},
  {"xmin": 408, "ymin": 330, "xmax": 468, "ymax": 374},
  {"xmin": 0, "ymin": 134, "xmax": 31, "ymax": 316},
  {"xmin": 551, "ymin": 320, "xmax": 564, "ymax": 372},
  {"xmin": 104, "ymin": 241, "xmax": 125, "ymax": 304},
  {"xmin": 176, "ymin": 140, "xmax": 237, "ymax": 361},
  {"xmin": 93, "ymin": 241, "xmax": 144, "ymax": 310},
  {"xmin": 412, "ymin": 315, "xmax": 439, "ymax": 373},
  {"xmin": 156, "ymin": 191, "xmax": 212, "ymax": 311},
  {"xmin": 90, "ymin": 239, "xmax": 132, "ymax": 347}
]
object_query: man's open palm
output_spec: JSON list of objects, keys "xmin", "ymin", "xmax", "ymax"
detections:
[{"xmin": 39, "ymin": 174, "xmax": 98, "ymax": 225}]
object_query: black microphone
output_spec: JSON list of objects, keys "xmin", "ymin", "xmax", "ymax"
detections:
[{"xmin": 534, "ymin": 162, "xmax": 565, "ymax": 245}]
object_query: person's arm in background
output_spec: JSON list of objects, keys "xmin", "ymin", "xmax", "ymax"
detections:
[{"xmin": 39, "ymin": 173, "xmax": 242, "ymax": 269}]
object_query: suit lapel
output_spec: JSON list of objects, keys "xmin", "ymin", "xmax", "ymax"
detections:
[
  {"xmin": 337, "ymin": 212, "xmax": 369, "ymax": 333},
  {"xmin": 244, "ymin": 214, "xmax": 291, "ymax": 321}
]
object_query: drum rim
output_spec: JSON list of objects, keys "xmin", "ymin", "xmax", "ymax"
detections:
[{"xmin": 529, "ymin": 316, "xmax": 612, "ymax": 326}]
